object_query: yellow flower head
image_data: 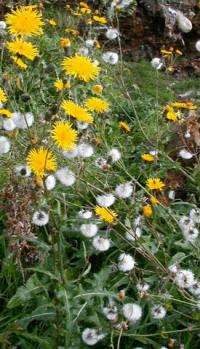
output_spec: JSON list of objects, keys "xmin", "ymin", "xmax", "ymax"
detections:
[
  {"xmin": 48, "ymin": 19, "xmax": 56, "ymax": 26},
  {"xmin": 65, "ymin": 29, "xmax": 79, "ymax": 35},
  {"xmin": 0, "ymin": 109, "xmax": 12, "ymax": 118},
  {"xmin": 146, "ymin": 177, "xmax": 165, "ymax": 191},
  {"xmin": 172, "ymin": 102, "xmax": 197, "ymax": 110},
  {"xmin": 85, "ymin": 97, "xmax": 109, "ymax": 113},
  {"xmin": 79, "ymin": 1, "xmax": 89, "ymax": 9},
  {"xmin": 60, "ymin": 37, "xmax": 71, "ymax": 48},
  {"xmin": 93, "ymin": 15, "xmax": 107, "ymax": 24},
  {"xmin": 6, "ymin": 5, "xmax": 44, "ymax": 37},
  {"xmin": 62, "ymin": 55, "xmax": 100, "ymax": 82},
  {"xmin": 54, "ymin": 79, "xmax": 64, "ymax": 91},
  {"xmin": 26, "ymin": 147, "xmax": 57, "ymax": 177},
  {"xmin": 142, "ymin": 153, "xmax": 155, "ymax": 162},
  {"xmin": 95, "ymin": 206, "xmax": 117, "ymax": 224},
  {"xmin": 0, "ymin": 88, "xmax": 7, "ymax": 103},
  {"xmin": 61, "ymin": 100, "xmax": 93, "ymax": 123},
  {"xmin": 7, "ymin": 40, "xmax": 39, "ymax": 61},
  {"xmin": 119, "ymin": 121, "xmax": 130, "ymax": 133},
  {"xmin": 143, "ymin": 205, "xmax": 152, "ymax": 217},
  {"xmin": 11, "ymin": 56, "xmax": 27, "ymax": 69},
  {"xmin": 52, "ymin": 121, "xmax": 77, "ymax": 151},
  {"xmin": 92, "ymin": 84, "xmax": 103, "ymax": 94},
  {"xmin": 150, "ymin": 196, "xmax": 159, "ymax": 205}
]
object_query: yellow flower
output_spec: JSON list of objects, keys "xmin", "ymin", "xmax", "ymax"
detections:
[
  {"xmin": 172, "ymin": 102, "xmax": 197, "ymax": 110},
  {"xmin": 119, "ymin": 121, "xmax": 130, "ymax": 133},
  {"xmin": 48, "ymin": 19, "xmax": 56, "ymax": 26},
  {"xmin": 80, "ymin": 8, "xmax": 91, "ymax": 14},
  {"xmin": 95, "ymin": 206, "xmax": 117, "ymax": 224},
  {"xmin": 84, "ymin": 97, "xmax": 109, "ymax": 113},
  {"xmin": 61, "ymin": 100, "xmax": 93, "ymax": 123},
  {"xmin": 143, "ymin": 205, "xmax": 152, "ymax": 217},
  {"xmin": 7, "ymin": 40, "xmax": 39, "ymax": 61},
  {"xmin": 52, "ymin": 121, "xmax": 77, "ymax": 151},
  {"xmin": 160, "ymin": 49, "xmax": 173, "ymax": 56},
  {"xmin": 54, "ymin": 79, "xmax": 64, "ymax": 91},
  {"xmin": 92, "ymin": 84, "xmax": 103, "ymax": 94},
  {"xmin": 93, "ymin": 15, "xmax": 107, "ymax": 24},
  {"xmin": 175, "ymin": 49, "xmax": 183, "ymax": 56},
  {"xmin": 65, "ymin": 80, "xmax": 71, "ymax": 89},
  {"xmin": 0, "ymin": 88, "xmax": 7, "ymax": 103},
  {"xmin": 26, "ymin": 147, "xmax": 57, "ymax": 177},
  {"xmin": 60, "ymin": 38, "xmax": 71, "ymax": 48},
  {"xmin": 150, "ymin": 196, "xmax": 159, "ymax": 205},
  {"xmin": 79, "ymin": 1, "xmax": 89, "ymax": 9},
  {"xmin": 65, "ymin": 29, "xmax": 79, "ymax": 35},
  {"xmin": 11, "ymin": 56, "xmax": 27, "ymax": 69},
  {"xmin": 146, "ymin": 178, "xmax": 165, "ymax": 191},
  {"xmin": 0, "ymin": 109, "xmax": 12, "ymax": 118},
  {"xmin": 166, "ymin": 109, "xmax": 178, "ymax": 121},
  {"xmin": 142, "ymin": 153, "xmax": 155, "ymax": 162},
  {"xmin": 62, "ymin": 55, "xmax": 100, "ymax": 82},
  {"xmin": 6, "ymin": 5, "xmax": 44, "ymax": 37}
]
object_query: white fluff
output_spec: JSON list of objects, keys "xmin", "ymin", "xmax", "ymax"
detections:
[
  {"xmin": 106, "ymin": 28, "xmax": 119, "ymax": 40},
  {"xmin": 92, "ymin": 236, "xmax": 111, "ymax": 251},
  {"xmin": 96, "ymin": 193, "xmax": 115, "ymax": 207},
  {"xmin": 179, "ymin": 149, "xmax": 194, "ymax": 160},
  {"xmin": 32, "ymin": 210, "xmax": 49, "ymax": 226},
  {"xmin": 179, "ymin": 216, "xmax": 194, "ymax": 232},
  {"xmin": 115, "ymin": 182, "xmax": 133, "ymax": 198},
  {"xmin": 12, "ymin": 112, "xmax": 34, "ymax": 129},
  {"xmin": 175, "ymin": 269, "xmax": 195, "ymax": 289},
  {"xmin": 102, "ymin": 51, "xmax": 119, "ymax": 65},
  {"xmin": 45, "ymin": 175, "xmax": 56, "ymax": 191},
  {"xmin": 3, "ymin": 118, "xmax": 16, "ymax": 131},
  {"xmin": 78, "ymin": 210, "xmax": 93, "ymax": 219},
  {"xmin": 136, "ymin": 282, "xmax": 150, "ymax": 292},
  {"xmin": 182, "ymin": 226, "xmax": 199, "ymax": 243},
  {"xmin": 176, "ymin": 11, "xmax": 192, "ymax": 33},
  {"xmin": 85, "ymin": 39, "xmax": 95, "ymax": 48},
  {"xmin": 107, "ymin": 148, "xmax": 121, "ymax": 162},
  {"xmin": 151, "ymin": 57, "xmax": 163, "ymax": 70},
  {"xmin": 102, "ymin": 304, "xmax": 118, "ymax": 321},
  {"xmin": 189, "ymin": 281, "xmax": 200, "ymax": 296},
  {"xmin": 0, "ymin": 136, "xmax": 10, "ymax": 154},
  {"xmin": 78, "ymin": 143, "xmax": 94, "ymax": 158},
  {"xmin": 151, "ymin": 305, "xmax": 166, "ymax": 319},
  {"xmin": 62, "ymin": 147, "xmax": 78, "ymax": 159},
  {"xmin": 195, "ymin": 40, "xmax": 200, "ymax": 52},
  {"xmin": 95, "ymin": 157, "xmax": 108, "ymax": 169},
  {"xmin": 78, "ymin": 47, "xmax": 89, "ymax": 56},
  {"xmin": 77, "ymin": 122, "xmax": 89, "ymax": 130},
  {"xmin": 168, "ymin": 264, "xmax": 178, "ymax": 274},
  {"xmin": 190, "ymin": 208, "xmax": 200, "ymax": 224},
  {"xmin": 56, "ymin": 167, "xmax": 75, "ymax": 186},
  {"xmin": 0, "ymin": 21, "xmax": 6, "ymax": 30},
  {"xmin": 168, "ymin": 190, "xmax": 175, "ymax": 200},
  {"xmin": 125, "ymin": 227, "xmax": 142, "ymax": 241},
  {"xmin": 118, "ymin": 253, "xmax": 135, "ymax": 272},
  {"xmin": 15, "ymin": 165, "xmax": 31, "ymax": 177},
  {"xmin": 82, "ymin": 328, "xmax": 105, "ymax": 346},
  {"xmin": 80, "ymin": 223, "xmax": 98, "ymax": 238},
  {"xmin": 122, "ymin": 303, "xmax": 142, "ymax": 323}
]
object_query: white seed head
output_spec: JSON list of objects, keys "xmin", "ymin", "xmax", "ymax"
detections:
[
  {"xmin": 78, "ymin": 143, "xmax": 94, "ymax": 158},
  {"xmin": 176, "ymin": 11, "xmax": 192, "ymax": 33},
  {"xmin": 32, "ymin": 210, "xmax": 49, "ymax": 226},
  {"xmin": 2, "ymin": 118, "xmax": 16, "ymax": 131},
  {"xmin": 0, "ymin": 21, "xmax": 6, "ymax": 30},
  {"xmin": 78, "ymin": 47, "xmax": 89, "ymax": 56},
  {"xmin": 12, "ymin": 112, "xmax": 34, "ymax": 129},
  {"xmin": 85, "ymin": 39, "xmax": 95, "ymax": 48},
  {"xmin": 175, "ymin": 269, "xmax": 195, "ymax": 289},
  {"xmin": 136, "ymin": 282, "xmax": 150, "ymax": 292},
  {"xmin": 151, "ymin": 57, "xmax": 163, "ymax": 70},
  {"xmin": 45, "ymin": 175, "xmax": 56, "ymax": 191},
  {"xmin": 62, "ymin": 147, "xmax": 78, "ymax": 159},
  {"xmin": 0, "ymin": 136, "xmax": 10, "ymax": 154},
  {"xmin": 102, "ymin": 51, "xmax": 119, "ymax": 65},
  {"xmin": 190, "ymin": 208, "xmax": 200, "ymax": 224},
  {"xmin": 151, "ymin": 304, "xmax": 166, "ymax": 319},
  {"xmin": 102, "ymin": 304, "xmax": 118, "ymax": 321},
  {"xmin": 56, "ymin": 167, "xmax": 75, "ymax": 187},
  {"xmin": 179, "ymin": 149, "xmax": 194, "ymax": 160},
  {"xmin": 77, "ymin": 122, "xmax": 89, "ymax": 130},
  {"xmin": 115, "ymin": 182, "xmax": 133, "ymax": 198},
  {"xmin": 95, "ymin": 157, "xmax": 108, "ymax": 169},
  {"xmin": 81, "ymin": 328, "xmax": 105, "ymax": 346},
  {"xmin": 92, "ymin": 236, "xmax": 111, "ymax": 251},
  {"xmin": 188, "ymin": 281, "xmax": 200, "ymax": 296},
  {"xmin": 15, "ymin": 165, "xmax": 31, "ymax": 177},
  {"xmin": 168, "ymin": 190, "xmax": 175, "ymax": 200},
  {"xmin": 182, "ymin": 226, "xmax": 199, "ymax": 243},
  {"xmin": 96, "ymin": 193, "xmax": 115, "ymax": 207},
  {"xmin": 122, "ymin": 303, "xmax": 142, "ymax": 322},
  {"xmin": 195, "ymin": 40, "xmax": 200, "ymax": 52},
  {"xmin": 107, "ymin": 148, "xmax": 121, "ymax": 162},
  {"xmin": 118, "ymin": 253, "xmax": 135, "ymax": 272},
  {"xmin": 106, "ymin": 28, "xmax": 119, "ymax": 40},
  {"xmin": 80, "ymin": 223, "xmax": 98, "ymax": 238},
  {"xmin": 78, "ymin": 210, "xmax": 93, "ymax": 219}
]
